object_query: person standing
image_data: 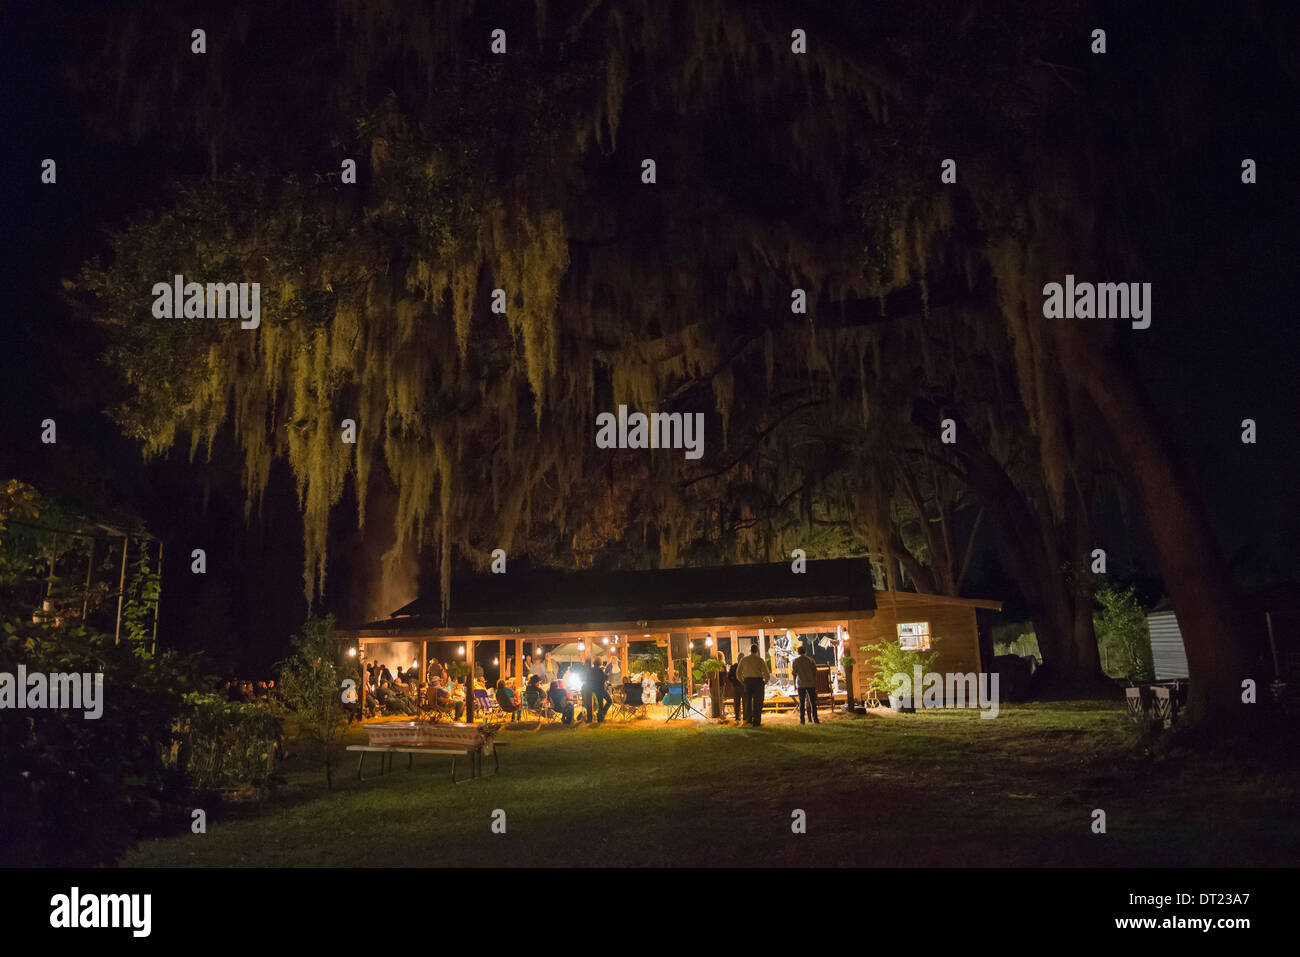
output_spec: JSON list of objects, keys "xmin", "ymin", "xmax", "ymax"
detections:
[
  {"xmin": 725, "ymin": 655, "xmax": 745, "ymax": 723},
  {"xmin": 708, "ymin": 652, "xmax": 726, "ymax": 718},
  {"xmin": 543, "ymin": 652, "xmax": 559, "ymax": 686},
  {"xmin": 736, "ymin": 643, "xmax": 770, "ymax": 726},
  {"xmin": 586, "ymin": 657, "xmax": 611, "ymax": 723},
  {"xmin": 792, "ymin": 645, "xmax": 820, "ymax": 724}
]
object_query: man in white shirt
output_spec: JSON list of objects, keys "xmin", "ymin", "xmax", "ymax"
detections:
[
  {"xmin": 791, "ymin": 645, "xmax": 820, "ymax": 724},
  {"xmin": 735, "ymin": 644, "xmax": 771, "ymax": 726}
]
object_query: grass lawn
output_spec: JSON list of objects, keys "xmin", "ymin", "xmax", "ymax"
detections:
[{"xmin": 124, "ymin": 702, "xmax": 1300, "ymax": 867}]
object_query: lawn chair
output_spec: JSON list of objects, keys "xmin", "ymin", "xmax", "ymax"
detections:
[
  {"xmin": 611, "ymin": 682, "xmax": 647, "ymax": 720},
  {"xmin": 472, "ymin": 688, "xmax": 497, "ymax": 721},
  {"xmin": 520, "ymin": 699, "xmax": 561, "ymax": 729}
]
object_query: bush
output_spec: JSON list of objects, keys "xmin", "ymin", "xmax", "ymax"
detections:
[
  {"xmin": 174, "ymin": 693, "xmax": 281, "ymax": 793},
  {"xmin": 862, "ymin": 640, "xmax": 937, "ymax": 700},
  {"xmin": 1096, "ymin": 586, "xmax": 1154, "ymax": 683},
  {"xmin": 0, "ymin": 626, "xmax": 204, "ymax": 866},
  {"xmin": 629, "ymin": 651, "xmax": 667, "ymax": 679},
  {"xmin": 276, "ymin": 615, "xmax": 349, "ymax": 789}
]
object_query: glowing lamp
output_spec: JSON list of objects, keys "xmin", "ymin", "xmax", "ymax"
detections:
[{"xmin": 347, "ymin": 648, "xmax": 357, "ymax": 657}]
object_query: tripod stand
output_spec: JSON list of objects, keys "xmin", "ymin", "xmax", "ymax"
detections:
[{"xmin": 665, "ymin": 680, "xmax": 709, "ymax": 721}]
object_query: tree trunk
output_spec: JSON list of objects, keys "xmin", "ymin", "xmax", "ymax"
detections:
[
  {"xmin": 949, "ymin": 428, "xmax": 1105, "ymax": 690},
  {"xmin": 1070, "ymin": 348, "xmax": 1253, "ymax": 725}
]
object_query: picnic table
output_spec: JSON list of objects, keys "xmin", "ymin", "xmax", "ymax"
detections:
[{"xmin": 349, "ymin": 721, "xmax": 504, "ymax": 784}]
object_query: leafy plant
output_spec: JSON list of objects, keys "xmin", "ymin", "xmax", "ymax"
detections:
[
  {"xmin": 276, "ymin": 615, "xmax": 348, "ymax": 789},
  {"xmin": 629, "ymin": 650, "xmax": 667, "ymax": 680},
  {"xmin": 174, "ymin": 693, "xmax": 281, "ymax": 792},
  {"xmin": 1095, "ymin": 586, "xmax": 1154, "ymax": 683},
  {"xmin": 862, "ymin": 640, "xmax": 937, "ymax": 700}
]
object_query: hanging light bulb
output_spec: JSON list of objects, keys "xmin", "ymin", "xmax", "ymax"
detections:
[
  {"xmin": 705, "ymin": 636, "xmax": 713, "ymax": 647},
  {"xmin": 347, "ymin": 648, "xmax": 357, "ymax": 657},
  {"xmin": 458, "ymin": 646, "xmax": 465, "ymax": 656},
  {"xmin": 493, "ymin": 657, "xmax": 499, "ymax": 666},
  {"xmin": 602, "ymin": 637, "xmax": 609, "ymax": 645},
  {"xmin": 578, "ymin": 641, "xmax": 585, "ymax": 651}
]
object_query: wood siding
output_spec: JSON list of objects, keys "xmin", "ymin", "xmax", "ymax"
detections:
[{"xmin": 847, "ymin": 593, "xmax": 985, "ymax": 701}]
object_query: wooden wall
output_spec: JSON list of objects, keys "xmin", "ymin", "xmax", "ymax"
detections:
[{"xmin": 845, "ymin": 594, "xmax": 984, "ymax": 701}]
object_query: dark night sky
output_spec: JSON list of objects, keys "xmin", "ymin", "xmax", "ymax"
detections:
[{"xmin": 1, "ymin": 1, "xmax": 1297, "ymax": 672}]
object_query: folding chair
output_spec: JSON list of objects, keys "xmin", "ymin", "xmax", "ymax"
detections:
[
  {"xmin": 520, "ymin": 699, "xmax": 560, "ymax": 729},
  {"xmin": 611, "ymin": 682, "xmax": 647, "ymax": 720},
  {"xmin": 472, "ymin": 688, "xmax": 497, "ymax": 721}
]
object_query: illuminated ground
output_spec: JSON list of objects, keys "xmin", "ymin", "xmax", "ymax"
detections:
[{"xmin": 123, "ymin": 703, "xmax": 1300, "ymax": 867}]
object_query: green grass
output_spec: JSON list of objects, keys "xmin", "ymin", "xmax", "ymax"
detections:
[{"xmin": 123, "ymin": 703, "xmax": 1300, "ymax": 867}]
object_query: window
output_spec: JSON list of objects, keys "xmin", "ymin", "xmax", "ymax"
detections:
[{"xmin": 897, "ymin": 621, "xmax": 931, "ymax": 651}]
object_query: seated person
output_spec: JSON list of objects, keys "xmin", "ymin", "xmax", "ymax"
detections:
[
  {"xmin": 387, "ymin": 681, "xmax": 418, "ymax": 715},
  {"xmin": 547, "ymin": 681, "xmax": 575, "ymax": 725},
  {"xmin": 524, "ymin": 674, "xmax": 548, "ymax": 711},
  {"xmin": 495, "ymin": 679, "xmax": 521, "ymax": 721},
  {"xmin": 433, "ymin": 679, "xmax": 465, "ymax": 720}
]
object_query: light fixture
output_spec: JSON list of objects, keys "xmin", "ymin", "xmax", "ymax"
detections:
[
  {"xmin": 347, "ymin": 648, "xmax": 357, "ymax": 657},
  {"xmin": 493, "ymin": 657, "xmax": 499, "ymax": 665},
  {"xmin": 578, "ymin": 641, "xmax": 585, "ymax": 651},
  {"xmin": 705, "ymin": 636, "xmax": 713, "ymax": 647},
  {"xmin": 602, "ymin": 637, "xmax": 609, "ymax": 645},
  {"xmin": 458, "ymin": 646, "xmax": 465, "ymax": 656},
  {"xmin": 643, "ymin": 633, "xmax": 650, "ymax": 637}
]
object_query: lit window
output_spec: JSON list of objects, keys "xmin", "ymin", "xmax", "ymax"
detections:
[{"xmin": 897, "ymin": 621, "xmax": 931, "ymax": 650}]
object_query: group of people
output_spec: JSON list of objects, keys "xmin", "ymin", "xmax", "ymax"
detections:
[
  {"xmin": 362, "ymin": 659, "xmax": 482, "ymax": 719},
  {"xmin": 358, "ymin": 644, "xmax": 824, "ymax": 727},
  {"xmin": 492, "ymin": 655, "xmax": 623, "ymax": 724},
  {"xmin": 215, "ymin": 678, "xmax": 277, "ymax": 703},
  {"xmin": 720, "ymin": 643, "xmax": 821, "ymax": 726}
]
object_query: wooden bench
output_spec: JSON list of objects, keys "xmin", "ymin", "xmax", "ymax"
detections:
[{"xmin": 347, "ymin": 744, "xmax": 469, "ymax": 783}]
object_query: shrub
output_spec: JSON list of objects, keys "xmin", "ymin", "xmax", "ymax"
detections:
[
  {"xmin": 0, "ymin": 626, "xmax": 204, "ymax": 866},
  {"xmin": 1096, "ymin": 586, "xmax": 1154, "ymax": 683},
  {"xmin": 174, "ymin": 693, "xmax": 281, "ymax": 793},
  {"xmin": 276, "ymin": 615, "xmax": 349, "ymax": 789},
  {"xmin": 862, "ymin": 640, "xmax": 937, "ymax": 700}
]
